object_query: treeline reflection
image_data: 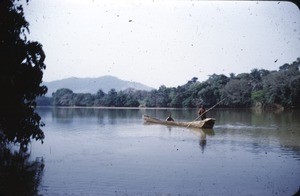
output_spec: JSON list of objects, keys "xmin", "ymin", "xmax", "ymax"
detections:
[
  {"xmin": 0, "ymin": 147, "xmax": 44, "ymax": 195},
  {"xmin": 36, "ymin": 107, "xmax": 300, "ymax": 157},
  {"xmin": 38, "ymin": 107, "xmax": 199, "ymax": 122}
]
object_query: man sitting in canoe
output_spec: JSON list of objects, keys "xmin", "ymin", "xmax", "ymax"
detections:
[
  {"xmin": 166, "ymin": 114, "xmax": 174, "ymax": 121},
  {"xmin": 198, "ymin": 105, "xmax": 206, "ymax": 120}
]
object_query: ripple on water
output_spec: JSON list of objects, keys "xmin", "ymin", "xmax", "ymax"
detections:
[{"xmin": 215, "ymin": 123, "xmax": 278, "ymax": 130}]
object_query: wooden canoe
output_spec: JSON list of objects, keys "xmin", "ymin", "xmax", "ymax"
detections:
[{"xmin": 143, "ymin": 115, "xmax": 215, "ymax": 129}]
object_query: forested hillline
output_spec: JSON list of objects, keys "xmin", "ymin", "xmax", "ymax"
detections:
[{"xmin": 37, "ymin": 58, "xmax": 300, "ymax": 109}]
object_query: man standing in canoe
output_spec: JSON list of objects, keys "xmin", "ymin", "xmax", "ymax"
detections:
[{"xmin": 198, "ymin": 105, "xmax": 206, "ymax": 120}]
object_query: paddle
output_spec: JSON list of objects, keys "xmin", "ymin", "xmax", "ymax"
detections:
[{"xmin": 187, "ymin": 99, "xmax": 225, "ymax": 128}]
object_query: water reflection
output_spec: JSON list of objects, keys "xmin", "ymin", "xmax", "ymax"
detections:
[
  {"xmin": 190, "ymin": 128, "xmax": 215, "ymax": 153},
  {"xmin": 38, "ymin": 107, "xmax": 212, "ymax": 124},
  {"xmin": 199, "ymin": 129, "xmax": 206, "ymax": 152},
  {"xmin": 37, "ymin": 107, "xmax": 300, "ymax": 158},
  {"xmin": 33, "ymin": 107, "xmax": 300, "ymax": 195},
  {"xmin": 44, "ymin": 107, "xmax": 143, "ymax": 124},
  {"xmin": 143, "ymin": 119, "xmax": 215, "ymax": 153},
  {"xmin": 0, "ymin": 146, "xmax": 44, "ymax": 195},
  {"xmin": 211, "ymin": 108, "xmax": 300, "ymax": 129}
]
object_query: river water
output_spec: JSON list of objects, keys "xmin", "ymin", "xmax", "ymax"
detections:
[{"xmin": 5, "ymin": 107, "xmax": 300, "ymax": 195}]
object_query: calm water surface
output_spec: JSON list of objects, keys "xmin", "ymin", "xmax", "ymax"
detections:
[{"xmin": 26, "ymin": 108, "xmax": 300, "ymax": 195}]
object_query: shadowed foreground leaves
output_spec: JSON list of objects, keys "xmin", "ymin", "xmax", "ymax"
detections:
[{"xmin": 0, "ymin": 0, "xmax": 47, "ymax": 149}]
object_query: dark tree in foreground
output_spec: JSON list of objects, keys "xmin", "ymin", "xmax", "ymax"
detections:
[{"xmin": 0, "ymin": 0, "xmax": 47, "ymax": 149}]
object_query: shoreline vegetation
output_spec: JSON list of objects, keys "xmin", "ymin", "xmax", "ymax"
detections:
[
  {"xmin": 36, "ymin": 105, "xmax": 289, "ymax": 114},
  {"xmin": 37, "ymin": 58, "xmax": 300, "ymax": 110}
]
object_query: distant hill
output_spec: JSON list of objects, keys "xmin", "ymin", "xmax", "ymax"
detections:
[{"xmin": 43, "ymin": 76, "xmax": 154, "ymax": 96}]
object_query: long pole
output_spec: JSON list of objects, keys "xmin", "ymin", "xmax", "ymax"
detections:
[{"xmin": 187, "ymin": 99, "xmax": 225, "ymax": 128}]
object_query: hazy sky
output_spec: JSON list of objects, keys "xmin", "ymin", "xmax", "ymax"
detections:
[{"xmin": 23, "ymin": 0, "xmax": 300, "ymax": 88}]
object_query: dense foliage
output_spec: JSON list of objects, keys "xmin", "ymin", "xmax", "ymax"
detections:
[
  {"xmin": 0, "ymin": 0, "xmax": 47, "ymax": 149},
  {"xmin": 40, "ymin": 59, "xmax": 300, "ymax": 109},
  {"xmin": 49, "ymin": 88, "xmax": 144, "ymax": 107}
]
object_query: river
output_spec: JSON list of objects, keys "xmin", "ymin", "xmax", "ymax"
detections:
[{"xmin": 3, "ymin": 107, "xmax": 300, "ymax": 195}]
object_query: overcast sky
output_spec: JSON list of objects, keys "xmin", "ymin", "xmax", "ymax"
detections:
[{"xmin": 23, "ymin": 0, "xmax": 300, "ymax": 88}]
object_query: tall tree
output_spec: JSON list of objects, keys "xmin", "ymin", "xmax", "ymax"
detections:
[
  {"xmin": 52, "ymin": 88, "xmax": 73, "ymax": 106},
  {"xmin": 0, "ymin": 0, "xmax": 47, "ymax": 149},
  {"xmin": 223, "ymin": 79, "xmax": 252, "ymax": 107}
]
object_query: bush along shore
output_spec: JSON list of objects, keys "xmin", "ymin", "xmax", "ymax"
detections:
[{"xmin": 37, "ymin": 58, "xmax": 300, "ymax": 110}]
